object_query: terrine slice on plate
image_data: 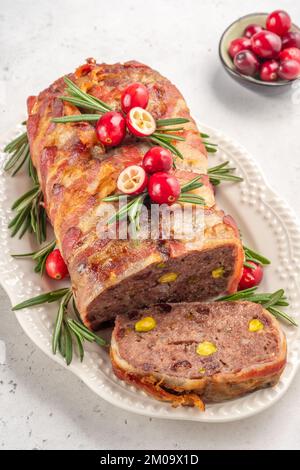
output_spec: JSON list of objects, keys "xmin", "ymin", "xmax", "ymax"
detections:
[{"xmin": 111, "ymin": 301, "xmax": 287, "ymax": 410}]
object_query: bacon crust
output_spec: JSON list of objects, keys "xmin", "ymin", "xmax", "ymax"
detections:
[{"xmin": 27, "ymin": 60, "xmax": 243, "ymax": 327}]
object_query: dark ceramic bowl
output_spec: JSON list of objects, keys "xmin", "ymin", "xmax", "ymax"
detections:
[{"xmin": 219, "ymin": 12, "xmax": 300, "ymax": 87}]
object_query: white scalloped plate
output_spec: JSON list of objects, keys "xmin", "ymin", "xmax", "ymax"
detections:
[{"xmin": 0, "ymin": 122, "xmax": 300, "ymax": 423}]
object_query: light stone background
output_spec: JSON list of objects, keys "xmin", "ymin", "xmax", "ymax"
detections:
[{"xmin": 1, "ymin": 0, "xmax": 300, "ymax": 450}]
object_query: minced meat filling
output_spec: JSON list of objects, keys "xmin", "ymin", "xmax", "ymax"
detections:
[
  {"xmin": 115, "ymin": 301, "xmax": 281, "ymax": 379},
  {"xmin": 87, "ymin": 245, "xmax": 236, "ymax": 328}
]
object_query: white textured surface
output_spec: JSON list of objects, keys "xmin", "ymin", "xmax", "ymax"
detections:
[{"xmin": 1, "ymin": 0, "xmax": 300, "ymax": 450}]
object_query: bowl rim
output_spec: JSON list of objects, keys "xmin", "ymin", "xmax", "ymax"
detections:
[{"xmin": 218, "ymin": 12, "xmax": 300, "ymax": 87}]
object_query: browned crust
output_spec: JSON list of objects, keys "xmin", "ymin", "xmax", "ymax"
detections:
[
  {"xmin": 110, "ymin": 349, "xmax": 206, "ymax": 411},
  {"xmin": 111, "ymin": 347, "xmax": 286, "ymax": 409},
  {"xmin": 27, "ymin": 60, "xmax": 243, "ymax": 327}
]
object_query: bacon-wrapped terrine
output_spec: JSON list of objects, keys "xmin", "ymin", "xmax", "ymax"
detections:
[{"xmin": 26, "ymin": 60, "xmax": 243, "ymax": 329}]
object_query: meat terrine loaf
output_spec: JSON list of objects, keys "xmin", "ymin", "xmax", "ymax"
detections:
[
  {"xmin": 26, "ymin": 60, "xmax": 243, "ymax": 329},
  {"xmin": 111, "ymin": 301, "xmax": 287, "ymax": 410}
]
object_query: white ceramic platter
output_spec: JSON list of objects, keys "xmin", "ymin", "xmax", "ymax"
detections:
[{"xmin": 0, "ymin": 122, "xmax": 300, "ymax": 423}]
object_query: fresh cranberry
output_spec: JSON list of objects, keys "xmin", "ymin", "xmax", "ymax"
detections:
[
  {"xmin": 117, "ymin": 165, "xmax": 148, "ymax": 195},
  {"xmin": 244, "ymin": 23, "xmax": 263, "ymax": 39},
  {"xmin": 279, "ymin": 47, "xmax": 300, "ymax": 64},
  {"xmin": 234, "ymin": 50, "xmax": 259, "ymax": 76},
  {"xmin": 228, "ymin": 37, "xmax": 251, "ymax": 58},
  {"xmin": 45, "ymin": 249, "xmax": 69, "ymax": 280},
  {"xmin": 238, "ymin": 262, "xmax": 263, "ymax": 290},
  {"xmin": 266, "ymin": 10, "xmax": 292, "ymax": 36},
  {"xmin": 148, "ymin": 172, "xmax": 181, "ymax": 205},
  {"xmin": 260, "ymin": 59, "xmax": 279, "ymax": 81},
  {"xmin": 142, "ymin": 147, "xmax": 173, "ymax": 174},
  {"xmin": 282, "ymin": 31, "xmax": 300, "ymax": 49},
  {"xmin": 251, "ymin": 30, "xmax": 282, "ymax": 58},
  {"xmin": 96, "ymin": 111, "xmax": 126, "ymax": 147},
  {"xmin": 121, "ymin": 83, "xmax": 149, "ymax": 114},
  {"xmin": 126, "ymin": 107, "xmax": 156, "ymax": 137},
  {"xmin": 278, "ymin": 59, "xmax": 300, "ymax": 80}
]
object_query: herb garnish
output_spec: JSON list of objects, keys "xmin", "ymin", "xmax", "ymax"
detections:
[
  {"xmin": 4, "ymin": 131, "xmax": 30, "ymax": 176},
  {"xmin": 8, "ymin": 184, "xmax": 47, "ymax": 243},
  {"xmin": 243, "ymin": 245, "xmax": 271, "ymax": 269},
  {"xmin": 13, "ymin": 288, "xmax": 106, "ymax": 365},
  {"xmin": 200, "ymin": 132, "xmax": 218, "ymax": 154},
  {"xmin": 12, "ymin": 239, "xmax": 56, "ymax": 274},
  {"xmin": 4, "ymin": 129, "xmax": 47, "ymax": 243},
  {"xmin": 208, "ymin": 161, "xmax": 244, "ymax": 185},
  {"xmin": 52, "ymin": 77, "xmax": 189, "ymax": 160}
]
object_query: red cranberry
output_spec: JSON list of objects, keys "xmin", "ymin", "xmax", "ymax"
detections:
[
  {"xmin": 142, "ymin": 147, "xmax": 173, "ymax": 174},
  {"xmin": 251, "ymin": 30, "xmax": 282, "ymax": 59},
  {"xmin": 266, "ymin": 10, "xmax": 292, "ymax": 37},
  {"xmin": 238, "ymin": 262, "xmax": 263, "ymax": 290},
  {"xmin": 282, "ymin": 31, "xmax": 300, "ymax": 49},
  {"xmin": 279, "ymin": 47, "xmax": 300, "ymax": 64},
  {"xmin": 95, "ymin": 111, "xmax": 126, "ymax": 147},
  {"xmin": 228, "ymin": 37, "xmax": 251, "ymax": 59},
  {"xmin": 278, "ymin": 59, "xmax": 300, "ymax": 80},
  {"xmin": 244, "ymin": 23, "xmax": 263, "ymax": 39},
  {"xmin": 260, "ymin": 60, "xmax": 279, "ymax": 82},
  {"xmin": 148, "ymin": 172, "xmax": 181, "ymax": 205},
  {"xmin": 234, "ymin": 50, "xmax": 259, "ymax": 76},
  {"xmin": 121, "ymin": 83, "xmax": 149, "ymax": 114},
  {"xmin": 45, "ymin": 249, "xmax": 69, "ymax": 280}
]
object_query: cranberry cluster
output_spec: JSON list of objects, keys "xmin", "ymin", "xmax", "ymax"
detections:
[
  {"xmin": 95, "ymin": 83, "xmax": 157, "ymax": 148},
  {"xmin": 228, "ymin": 9, "xmax": 300, "ymax": 82},
  {"xmin": 117, "ymin": 147, "xmax": 181, "ymax": 206}
]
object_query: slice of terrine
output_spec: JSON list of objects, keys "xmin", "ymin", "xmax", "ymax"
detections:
[{"xmin": 111, "ymin": 301, "xmax": 287, "ymax": 410}]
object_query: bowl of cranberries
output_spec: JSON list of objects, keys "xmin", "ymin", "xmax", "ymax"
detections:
[{"xmin": 219, "ymin": 10, "xmax": 300, "ymax": 86}]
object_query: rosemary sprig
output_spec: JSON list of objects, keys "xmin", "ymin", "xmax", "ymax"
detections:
[
  {"xmin": 12, "ymin": 288, "xmax": 106, "ymax": 365},
  {"xmin": 52, "ymin": 81, "xmax": 190, "ymax": 160},
  {"xmin": 180, "ymin": 175, "xmax": 203, "ymax": 192},
  {"xmin": 52, "ymin": 290, "xmax": 73, "ymax": 355},
  {"xmin": 4, "ymin": 131, "xmax": 30, "ymax": 176},
  {"xmin": 178, "ymin": 176, "xmax": 205, "ymax": 205},
  {"xmin": 4, "ymin": 129, "xmax": 47, "ymax": 243},
  {"xmin": 200, "ymin": 132, "xmax": 218, "ymax": 154},
  {"xmin": 28, "ymin": 157, "xmax": 39, "ymax": 185},
  {"xmin": 218, "ymin": 287, "xmax": 297, "ymax": 326},
  {"xmin": 51, "ymin": 76, "xmax": 112, "ymax": 124},
  {"xmin": 67, "ymin": 319, "xmax": 106, "ymax": 347},
  {"xmin": 62, "ymin": 76, "xmax": 112, "ymax": 113},
  {"xmin": 12, "ymin": 288, "xmax": 70, "ymax": 310},
  {"xmin": 178, "ymin": 193, "xmax": 205, "ymax": 204},
  {"xmin": 12, "ymin": 239, "xmax": 56, "ymax": 274},
  {"xmin": 128, "ymin": 193, "xmax": 146, "ymax": 233},
  {"xmin": 156, "ymin": 118, "xmax": 190, "ymax": 127},
  {"xmin": 208, "ymin": 161, "xmax": 244, "ymax": 185},
  {"xmin": 106, "ymin": 196, "xmax": 139, "ymax": 225},
  {"xmin": 152, "ymin": 132, "xmax": 185, "ymax": 142},
  {"xmin": 243, "ymin": 245, "xmax": 271, "ymax": 267},
  {"xmin": 149, "ymin": 135, "xmax": 184, "ymax": 160},
  {"xmin": 9, "ymin": 184, "xmax": 47, "ymax": 243},
  {"xmin": 150, "ymin": 118, "xmax": 191, "ymax": 160},
  {"xmin": 52, "ymin": 114, "xmax": 100, "ymax": 123}
]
